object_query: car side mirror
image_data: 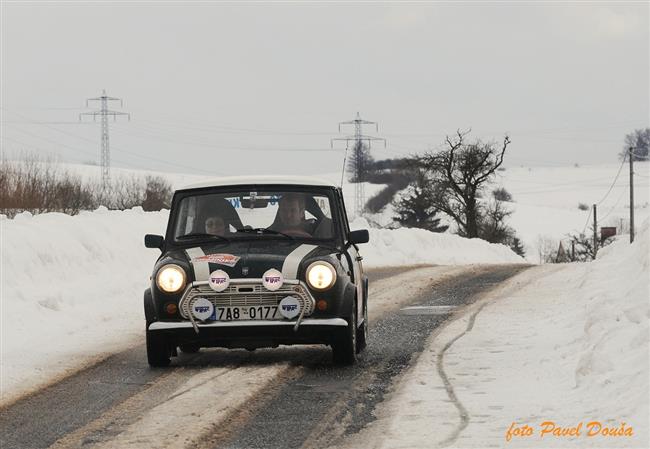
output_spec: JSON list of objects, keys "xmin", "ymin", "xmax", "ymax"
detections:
[
  {"xmin": 348, "ymin": 229, "xmax": 369, "ymax": 245},
  {"xmin": 145, "ymin": 234, "xmax": 164, "ymax": 250}
]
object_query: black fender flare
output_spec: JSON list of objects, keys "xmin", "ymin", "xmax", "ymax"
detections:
[
  {"xmin": 339, "ymin": 282, "xmax": 357, "ymax": 324},
  {"xmin": 144, "ymin": 288, "xmax": 157, "ymax": 324},
  {"xmin": 363, "ymin": 275, "xmax": 369, "ymax": 303}
]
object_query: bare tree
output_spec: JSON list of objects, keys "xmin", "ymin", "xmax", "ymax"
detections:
[
  {"xmin": 535, "ymin": 235, "xmax": 558, "ymax": 264},
  {"xmin": 620, "ymin": 128, "xmax": 650, "ymax": 161},
  {"xmin": 420, "ymin": 130, "xmax": 511, "ymax": 238},
  {"xmin": 478, "ymin": 199, "xmax": 513, "ymax": 243}
]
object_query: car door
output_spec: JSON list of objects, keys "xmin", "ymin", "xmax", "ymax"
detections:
[{"xmin": 335, "ymin": 188, "xmax": 364, "ymax": 322}]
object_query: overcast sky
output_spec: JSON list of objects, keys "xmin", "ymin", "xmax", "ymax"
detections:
[{"xmin": 1, "ymin": 2, "xmax": 648, "ymax": 177}]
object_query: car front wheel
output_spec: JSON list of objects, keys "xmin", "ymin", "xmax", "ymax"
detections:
[
  {"xmin": 332, "ymin": 305, "xmax": 357, "ymax": 365},
  {"xmin": 146, "ymin": 328, "xmax": 171, "ymax": 367}
]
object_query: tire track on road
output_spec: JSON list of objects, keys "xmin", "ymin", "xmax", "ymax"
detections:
[
  {"xmin": 435, "ymin": 302, "xmax": 487, "ymax": 447},
  {"xmin": 432, "ymin": 265, "xmax": 555, "ymax": 448}
]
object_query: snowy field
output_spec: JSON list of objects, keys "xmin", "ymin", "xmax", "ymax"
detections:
[
  {"xmin": 495, "ymin": 162, "xmax": 650, "ymax": 262},
  {"xmin": 345, "ymin": 219, "xmax": 650, "ymax": 449},
  {"xmin": 365, "ymin": 161, "xmax": 650, "ymax": 262}
]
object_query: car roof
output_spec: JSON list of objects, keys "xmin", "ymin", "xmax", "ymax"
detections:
[{"xmin": 178, "ymin": 175, "xmax": 338, "ymax": 191}]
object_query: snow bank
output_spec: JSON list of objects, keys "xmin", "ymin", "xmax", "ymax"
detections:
[
  {"xmin": 353, "ymin": 220, "xmax": 649, "ymax": 448},
  {"xmin": 351, "ymin": 217, "xmax": 524, "ymax": 266},
  {"xmin": 0, "ymin": 207, "xmax": 169, "ymax": 405},
  {"xmin": 0, "ymin": 208, "xmax": 521, "ymax": 405}
]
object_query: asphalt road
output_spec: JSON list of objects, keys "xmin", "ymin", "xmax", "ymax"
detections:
[
  {"xmin": 0, "ymin": 264, "xmax": 528, "ymax": 449},
  {"xmin": 213, "ymin": 265, "xmax": 527, "ymax": 449}
]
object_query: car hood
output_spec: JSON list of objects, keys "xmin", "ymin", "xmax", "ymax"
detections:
[{"xmin": 166, "ymin": 240, "xmax": 334, "ymax": 281}]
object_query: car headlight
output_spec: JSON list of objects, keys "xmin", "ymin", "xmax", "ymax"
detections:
[
  {"xmin": 156, "ymin": 264, "xmax": 187, "ymax": 293},
  {"xmin": 306, "ymin": 261, "xmax": 337, "ymax": 291}
]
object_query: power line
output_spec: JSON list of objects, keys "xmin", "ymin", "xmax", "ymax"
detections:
[
  {"xmin": 599, "ymin": 187, "xmax": 628, "ymax": 223},
  {"xmin": 595, "ymin": 155, "xmax": 627, "ymax": 206},
  {"xmin": 2, "ymin": 121, "xmax": 221, "ymax": 176},
  {"xmin": 110, "ymin": 125, "xmax": 339, "ymax": 152},
  {"xmin": 0, "ymin": 133, "xmax": 139, "ymax": 169}
]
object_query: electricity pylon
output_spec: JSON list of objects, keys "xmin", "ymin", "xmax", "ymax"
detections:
[
  {"xmin": 80, "ymin": 90, "xmax": 130, "ymax": 189},
  {"xmin": 332, "ymin": 112, "xmax": 386, "ymax": 216}
]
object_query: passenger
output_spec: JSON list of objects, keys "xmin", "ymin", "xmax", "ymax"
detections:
[{"xmin": 205, "ymin": 216, "xmax": 227, "ymax": 235}]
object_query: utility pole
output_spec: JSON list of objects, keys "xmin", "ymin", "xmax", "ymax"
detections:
[
  {"xmin": 592, "ymin": 204, "xmax": 598, "ymax": 259},
  {"xmin": 331, "ymin": 112, "xmax": 386, "ymax": 216},
  {"xmin": 80, "ymin": 90, "xmax": 130, "ymax": 189},
  {"xmin": 629, "ymin": 147, "xmax": 635, "ymax": 243}
]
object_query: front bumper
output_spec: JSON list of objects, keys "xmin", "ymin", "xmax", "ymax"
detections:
[
  {"xmin": 147, "ymin": 318, "xmax": 348, "ymax": 349},
  {"xmin": 148, "ymin": 318, "xmax": 347, "ymax": 331}
]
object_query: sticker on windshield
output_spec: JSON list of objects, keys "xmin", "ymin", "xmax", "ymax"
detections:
[{"xmin": 192, "ymin": 253, "xmax": 240, "ymax": 267}]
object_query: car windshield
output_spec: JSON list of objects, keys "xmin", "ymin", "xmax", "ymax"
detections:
[{"xmin": 172, "ymin": 189, "xmax": 336, "ymax": 241}]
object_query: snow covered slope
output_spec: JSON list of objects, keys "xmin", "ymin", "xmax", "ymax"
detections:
[{"xmin": 349, "ymin": 219, "xmax": 649, "ymax": 448}]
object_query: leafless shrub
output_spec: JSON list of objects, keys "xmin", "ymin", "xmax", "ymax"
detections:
[
  {"xmin": 0, "ymin": 153, "xmax": 172, "ymax": 216},
  {"xmin": 535, "ymin": 235, "xmax": 559, "ymax": 264},
  {"xmin": 142, "ymin": 176, "xmax": 173, "ymax": 211},
  {"xmin": 492, "ymin": 187, "xmax": 513, "ymax": 202}
]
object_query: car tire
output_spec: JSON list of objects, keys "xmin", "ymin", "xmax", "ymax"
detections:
[
  {"xmin": 332, "ymin": 304, "xmax": 357, "ymax": 365},
  {"xmin": 356, "ymin": 297, "xmax": 368, "ymax": 354},
  {"xmin": 146, "ymin": 329, "xmax": 171, "ymax": 367},
  {"xmin": 179, "ymin": 344, "xmax": 200, "ymax": 354}
]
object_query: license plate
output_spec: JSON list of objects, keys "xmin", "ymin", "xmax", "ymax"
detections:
[{"xmin": 210, "ymin": 306, "xmax": 280, "ymax": 321}]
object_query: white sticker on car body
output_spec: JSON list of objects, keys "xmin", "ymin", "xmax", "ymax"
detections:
[
  {"xmin": 193, "ymin": 253, "xmax": 240, "ymax": 267},
  {"xmin": 281, "ymin": 244, "xmax": 317, "ymax": 280},
  {"xmin": 185, "ymin": 247, "xmax": 210, "ymax": 281}
]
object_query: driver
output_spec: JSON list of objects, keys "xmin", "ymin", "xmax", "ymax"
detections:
[{"xmin": 270, "ymin": 193, "xmax": 312, "ymax": 236}]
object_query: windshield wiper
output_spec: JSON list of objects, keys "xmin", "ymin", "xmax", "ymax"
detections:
[
  {"xmin": 235, "ymin": 228, "xmax": 294, "ymax": 239},
  {"xmin": 176, "ymin": 232, "xmax": 230, "ymax": 243}
]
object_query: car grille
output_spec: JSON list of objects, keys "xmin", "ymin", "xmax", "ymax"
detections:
[{"xmin": 178, "ymin": 282, "xmax": 315, "ymax": 319}]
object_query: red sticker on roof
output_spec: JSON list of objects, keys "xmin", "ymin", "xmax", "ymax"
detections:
[{"xmin": 192, "ymin": 253, "xmax": 241, "ymax": 267}]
